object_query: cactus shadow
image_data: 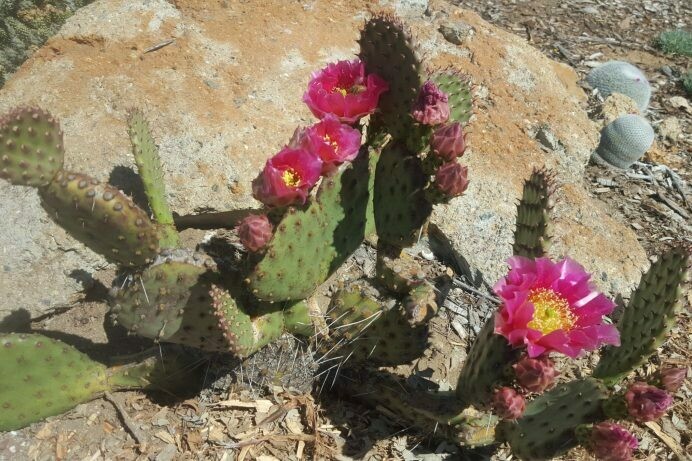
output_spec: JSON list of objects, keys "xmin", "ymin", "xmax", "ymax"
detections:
[
  {"xmin": 108, "ymin": 165, "xmax": 152, "ymax": 215},
  {"xmin": 319, "ymin": 367, "xmax": 499, "ymax": 459},
  {"xmin": 0, "ymin": 308, "xmax": 32, "ymax": 333}
]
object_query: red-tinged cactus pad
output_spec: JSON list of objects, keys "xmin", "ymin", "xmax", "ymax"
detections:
[
  {"xmin": 0, "ymin": 333, "xmax": 109, "ymax": 431},
  {"xmin": 0, "ymin": 106, "xmax": 64, "ymax": 187},
  {"xmin": 39, "ymin": 170, "xmax": 161, "ymax": 267},
  {"xmin": 497, "ymin": 378, "xmax": 608, "ymax": 461},
  {"xmin": 248, "ymin": 143, "xmax": 379, "ymax": 302},
  {"xmin": 594, "ymin": 245, "xmax": 690, "ymax": 383},
  {"xmin": 358, "ymin": 14, "xmax": 423, "ymax": 140},
  {"xmin": 375, "ymin": 251, "xmax": 427, "ymax": 294}
]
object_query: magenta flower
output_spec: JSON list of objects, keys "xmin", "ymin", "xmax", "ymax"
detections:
[
  {"xmin": 492, "ymin": 387, "xmax": 525, "ymax": 420},
  {"xmin": 659, "ymin": 367, "xmax": 687, "ymax": 393},
  {"xmin": 624, "ymin": 382, "xmax": 673, "ymax": 422},
  {"xmin": 411, "ymin": 80, "xmax": 450, "ymax": 126},
  {"xmin": 513, "ymin": 356, "xmax": 558, "ymax": 393},
  {"xmin": 434, "ymin": 162, "xmax": 469, "ymax": 198},
  {"xmin": 304, "ymin": 114, "xmax": 361, "ymax": 172},
  {"xmin": 237, "ymin": 214, "xmax": 273, "ymax": 252},
  {"xmin": 303, "ymin": 59, "xmax": 388, "ymax": 124},
  {"xmin": 494, "ymin": 257, "xmax": 620, "ymax": 358},
  {"xmin": 252, "ymin": 147, "xmax": 322, "ymax": 207},
  {"xmin": 431, "ymin": 122, "xmax": 467, "ymax": 161},
  {"xmin": 589, "ymin": 422, "xmax": 638, "ymax": 461}
]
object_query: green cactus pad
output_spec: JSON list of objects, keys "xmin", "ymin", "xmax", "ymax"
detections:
[
  {"xmin": 127, "ymin": 110, "xmax": 179, "ymax": 249},
  {"xmin": 325, "ymin": 284, "xmax": 429, "ymax": 366},
  {"xmin": 430, "ymin": 70, "xmax": 474, "ymax": 125},
  {"xmin": 0, "ymin": 333, "xmax": 207, "ymax": 431},
  {"xmin": 210, "ymin": 286, "xmax": 311, "ymax": 358},
  {"xmin": 456, "ymin": 317, "xmax": 519, "ymax": 406},
  {"xmin": 513, "ymin": 168, "xmax": 555, "ymax": 258},
  {"xmin": 358, "ymin": 14, "xmax": 423, "ymax": 140},
  {"xmin": 0, "ymin": 106, "xmax": 64, "ymax": 187},
  {"xmin": 39, "ymin": 170, "xmax": 161, "ymax": 267},
  {"xmin": 248, "ymin": 145, "xmax": 378, "ymax": 302},
  {"xmin": 498, "ymin": 379, "xmax": 608, "ymax": 461},
  {"xmin": 593, "ymin": 245, "xmax": 690, "ymax": 383},
  {"xmin": 333, "ymin": 368, "xmax": 498, "ymax": 447},
  {"xmin": 373, "ymin": 142, "xmax": 431, "ymax": 247},
  {"xmin": 111, "ymin": 250, "xmax": 220, "ymax": 344},
  {"xmin": 0, "ymin": 333, "xmax": 109, "ymax": 431}
]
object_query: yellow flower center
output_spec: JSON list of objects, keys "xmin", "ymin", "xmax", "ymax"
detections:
[
  {"xmin": 281, "ymin": 168, "xmax": 301, "ymax": 187},
  {"xmin": 526, "ymin": 288, "xmax": 575, "ymax": 334},
  {"xmin": 333, "ymin": 84, "xmax": 366, "ymax": 96},
  {"xmin": 324, "ymin": 134, "xmax": 339, "ymax": 151}
]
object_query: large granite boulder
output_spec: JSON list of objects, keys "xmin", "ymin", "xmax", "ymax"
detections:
[{"xmin": 0, "ymin": 0, "xmax": 647, "ymax": 324}]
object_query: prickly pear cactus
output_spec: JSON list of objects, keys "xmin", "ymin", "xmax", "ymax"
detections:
[
  {"xmin": 0, "ymin": 106, "xmax": 64, "ymax": 187},
  {"xmin": 513, "ymin": 168, "xmax": 555, "ymax": 258},
  {"xmin": 593, "ymin": 114, "xmax": 654, "ymax": 170},
  {"xmin": 430, "ymin": 70, "xmax": 474, "ymax": 125},
  {"xmin": 373, "ymin": 142, "xmax": 431, "ymax": 247},
  {"xmin": 498, "ymin": 379, "xmax": 608, "ymax": 460},
  {"xmin": 586, "ymin": 61, "xmax": 651, "ymax": 111},
  {"xmin": 358, "ymin": 14, "xmax": 422, "ymax": 140},
  {"xmin": 325, "ymin": 283, "xmax": 431, "ymax": 366},
  {"xmin": 127, "ymin": 110, "xmax": 179, "ymax": 249},
  {"xmin": 40, "ymin": 170, "xmax": 161, "ymax": 266},
  {"xmin": 456, "ymin": 317, "xmax": 518, "ymax": 406},
  {"xmin": 594, "ymin": 245, "xmax": 690, "ymax": 383},
  {"xmin": 247, "ymin": 143, "xmax": 379, "ymax": 302}
]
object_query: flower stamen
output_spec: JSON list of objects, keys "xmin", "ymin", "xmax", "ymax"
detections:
[
  {"xmin": 281, "ymin": 168, "xmax": 301, "ymax": 187},
  {"xmin": 527, "ymin": 288, "xmax": 575, "ymax": 334}
]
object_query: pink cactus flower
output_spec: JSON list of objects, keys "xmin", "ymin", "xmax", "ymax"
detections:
[
  {"xmin": 659, "ymin": 367, "xmax": 687, "ymax": 393},
  {"xmin": 513, "ymin": 355, "xmax": 558, "ymax": 393},
  {"xmin": 237, "ymin": 214, "xmax": 273, "ymax": 252},
  {"xmin": 589, "ymin": 422, "xmax": 638, "ymax": 461},
  {"xmin": 434, "ymin": 162, "xmax": 469, "ymax": 198},
  {"xmin": 431, "ymin": 122, "xmax": 466, "ymax": 161},
  {"xmin": 303, "ymin": 59, "xmax": 389, "ymax": 124},
  {"xmin": 411, "ymin": 80, "xmax": 450, "ymax": 126},
  {"xmin": 252, "ymin": 147, "xmax": 322, "ymax": 207},
  {"xmin": 304, "ymin": 114, "xmax": 362, "ymax": 172},
  {"xmin": 624, "ymin": 382, "xmax": 673, "ymax": 422},
  {"xmin": 492, "ymin": 387, "xmax": 525, "ymax": 420},
  {"xmin": 494, "ymin": 257, "xmax": 620, "ymax": 358}
]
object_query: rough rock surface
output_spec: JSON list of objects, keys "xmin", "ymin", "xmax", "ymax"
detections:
[{"xmin": 0, "ymin": 0, "xmax": 647, "ymax": 322}]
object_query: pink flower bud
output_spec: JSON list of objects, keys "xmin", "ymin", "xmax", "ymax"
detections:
[
  {"xmin": 431, "ymin": 122, "xmax": 466, "ymax": 161},
  {"xmin": 513, "ymin": 356, "xmax": 558, "ymax": 393},
  {"xmin": 305, "ymin": 114, "xmax": 362, "ymax": 172},
  {"xmin": 237, "ymin": 214, "xmax": 273, "ymax": 252},
  {"xmin": 589, "ymin": 422, "xmax": 638, "ymax": 461},
  {"xmin": 492, "ymin": 387, "xmax": 525, "ymax": 420},
  {"xmin": 434, "ymin": 162, "xmax": 469, "ymax": 198},
  {"xmin": 660, "ymin": 367, "xmax": 687, "ymax": 393},
  {"xmin": 252, "ymin": 147, "xmax": 322, "ymax": 207},
  {"xmin": 411, "ymin": 80, "xmax": 450, "ymax": 126},
  {"xmin": 303, "ymin": 59, "xmax": 388, "ymax": 124},
  {"xmin": 624, "ymin": 382, "xmax": 673, "ymax": 422}
]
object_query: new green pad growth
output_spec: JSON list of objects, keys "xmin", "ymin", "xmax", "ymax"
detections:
[
  {"xmin": 513, "ymin": 168, "xmax": 555, "ymax": 258},
  {"xmin": 594, "ymin": 245, "xmax": 690, "ymax": 383}
]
